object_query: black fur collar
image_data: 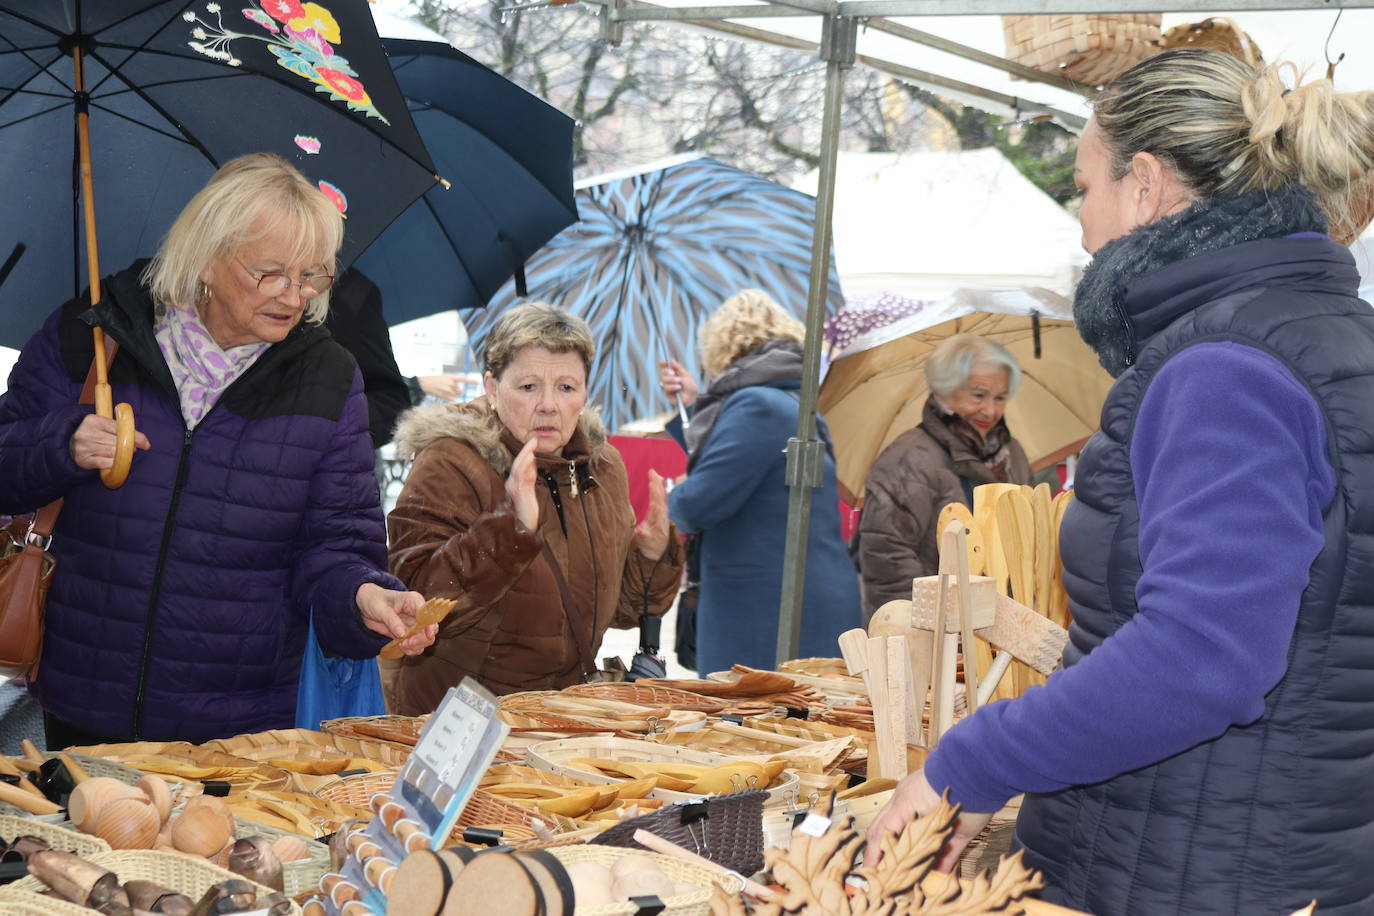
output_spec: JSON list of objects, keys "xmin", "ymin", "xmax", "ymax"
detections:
[{"xmin": 1073, "ymin": 184, "xmax": 1327, "ymax": 377}]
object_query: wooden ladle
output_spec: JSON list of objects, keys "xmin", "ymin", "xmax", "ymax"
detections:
[{"xmin": 377, "ymin": 597, "xmax": 458, "ymax": 659}]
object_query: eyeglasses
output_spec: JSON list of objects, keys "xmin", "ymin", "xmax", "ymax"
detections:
[{"xmin": 235, "ymin": 257, "xmax": 334, "ymax": 297}]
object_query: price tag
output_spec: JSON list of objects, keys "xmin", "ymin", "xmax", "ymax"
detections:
[
  {"xmin": 414, "ymin": 687, "xmax": 493, "ymax": 787},
  {"xmin": 797, "ymin": 812, "xmax": 832, "ymax": 838}
]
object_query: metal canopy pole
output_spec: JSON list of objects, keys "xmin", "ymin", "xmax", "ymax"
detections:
[{"xmin": 775, "ymin": 13, "xmax": 856, "ymax": 666}]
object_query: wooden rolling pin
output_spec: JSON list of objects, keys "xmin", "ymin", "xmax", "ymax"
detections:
[
  {"xmin": 633, "ymin": 829, "xmax": 775, "ymax": 900},
  {"xmin": 709, "ymin": 720, "xmax": 813, "ymax": 748}
]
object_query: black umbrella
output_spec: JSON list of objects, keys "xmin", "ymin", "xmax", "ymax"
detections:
[
  {"xmin": 353, "ymin": 38, "xmax": 578, "ymax": 323},
  {"xmin": 0, "ymin": 0, "xmax": 439, "ymax": 483}
]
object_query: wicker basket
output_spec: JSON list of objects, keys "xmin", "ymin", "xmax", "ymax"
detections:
[
  {"xmin": 564, "ymin": 682, "xmax": 729, "ymax": 714},
  {"xmin": 1002, "ymin": 14, "xmax": 1162, "ymax": 87},
  {"xmin": 1159, "ymin": 17, "xmax": 1262, "ymax": 64},
  {"xmin": 501, "ymin": 691, "xmax": 706, "ymax": 735},
  {"xmin": 233, "ymin": 817, "xmax": 330, "ymax": 897},
  {"xmin": 225, "ymin": 788, "xmax": 371, "ymax": 839},
  {"xmin": 8, "ymin": 848, "xmax": 301, "ymax": 913},
  {"xmin": 66, "ymin": 741, "xmax": 291, "ymax": 793},
  {"xmin": 202, "ymin": 728, "xmax": 411, "ymax": 770},
  {"xmin": 0, "ymin": 813, "xmax": 111, "ymax": 857},
  {"xmin": 958, "ymin": 796, "xmax": 1022, "ymax": 880},
  {"xmin": 548, "ymin": 845, "xmax": 730, "ymax": 916},
  {"xmin": 314, "ymin": 773, "xmax": 588, "ymax": 846},
  {"xmin": 319, "ymin": 714, "xmax": 427, "ymax": 748},
  {"xmin": 591, "ymin": 789, "xmax": 766, "ymax": 876},
  {"xmin": 526, "ymin": 737, "xmax": 801, "ymax": 808},
  {"xmin": 314, "ymin": 770, "xmax": 398, "ymax": 811},
  {"xmin": 0, "ymin": 752, "xmax": 161, "ymax": 819},
  {"xmin": 0, "ymin": 888, "xmax": 94, "ymax": 915},
  {"xmin": 778, "ymin": 657, "xmax": 851, "ymax": 678}
]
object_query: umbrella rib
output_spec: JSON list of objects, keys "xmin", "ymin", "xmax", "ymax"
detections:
[
  {"xmin": 0, "ymin": 98, "xmax": 71, "ymax": 131},
  {"xmin": 88, "ymin": 48, "xmax": 219, "ymax": 166},
  {"xmin": 86, "ymin": 97, "xmax": 206, "ymax": 145},
  {"xmin": 0, "ymin": 32, "xmax": 74, "ymax": 108},
  {"xmin": 93, "ymin": 41, "xmax": 441, "ymax": 181},
  {"xmin": 84, "ymin": 1, "xmax": 197, "ymax": 98},
  {"xmin": 385, "ymin": 42, "xmax": 576, "ymax": 215},
  {"xmin": 418, "ymin": 192, "xmax": 487, "ymax": 305},
  {"xmin": 0, "ymin": 7, "xmax": 64, "ymax": 41}
]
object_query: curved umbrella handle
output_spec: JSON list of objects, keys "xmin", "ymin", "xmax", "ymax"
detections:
[{"xmin": 95, "ymin": 392, "xmax": 135, "ymax": 490}]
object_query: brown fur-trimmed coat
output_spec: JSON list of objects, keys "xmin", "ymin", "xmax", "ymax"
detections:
[{"xmin": 381, "ymin": 400, "xmax": 683, "ymax": 713}]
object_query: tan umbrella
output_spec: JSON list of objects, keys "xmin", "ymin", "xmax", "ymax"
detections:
[{"xmin": 819, "ymin": 288, "xmax": 1115, "ymax": 505}]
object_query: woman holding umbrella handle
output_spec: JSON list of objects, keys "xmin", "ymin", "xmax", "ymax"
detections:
[{"xmin": 0, "ymin": 153, "xmax": 436, "ymax": 746}]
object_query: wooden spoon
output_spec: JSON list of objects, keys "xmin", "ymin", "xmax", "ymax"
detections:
[
  {"xmin": 936, "ymin": 501, "xmax": 984, "ymax": 576},
  {"xmin": 377, "ymin": 597, "xmax": 458, "ymax": 660}
]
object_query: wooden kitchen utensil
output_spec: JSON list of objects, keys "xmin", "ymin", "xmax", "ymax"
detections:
[
  {"xmin": 377, "ymin": 597, "xmax": 458, "ymax": 660},
  {"xmin": 935, "ymin": 501, "xmax": 985, "ymax": 576}
]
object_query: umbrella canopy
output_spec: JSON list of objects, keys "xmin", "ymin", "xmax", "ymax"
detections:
[
  {"xmin": 0, "ymin": 0, "xmax": 438, "ymax": 349},
  {"xmin": 352, "ymin": 38, "xmax": 578, "ymax": 323},
  {"xmin": 819, "ymin": 288, "xmax": 1115, "ymax": 505},
  {"xmin": 469, "ymin": 153, "xmax": 845, "ymax": 430}
]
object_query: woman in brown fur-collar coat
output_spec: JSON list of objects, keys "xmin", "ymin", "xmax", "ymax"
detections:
[{"xmin": 381, "ymin": 304, "xmax": 683, "ymax": 713}]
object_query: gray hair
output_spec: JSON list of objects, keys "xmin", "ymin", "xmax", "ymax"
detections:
[
  {"xmin": 483, "ymin": 302, "xmax": 595, "ymax": 380},
  {"xmin": 142, "ymin": 153, "xmax": 344, "ymax": 323},
  {"xmin": 925, "ymin": 334, "xmax": 1022, "ymax": 398},
  {"xmin": 1096, "ymin": 48, "xmax": 1374, "ymax": 244}
]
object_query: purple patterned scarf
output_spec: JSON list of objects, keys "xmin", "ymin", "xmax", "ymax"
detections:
[{"xmin": 155, "ymin": 304, "xmax": 268, "ymax": 428}]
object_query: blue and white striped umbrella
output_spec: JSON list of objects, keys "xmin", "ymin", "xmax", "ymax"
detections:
[{"xmin": 469, "ymin": 154, "xmax": 845, "ymax": 430}]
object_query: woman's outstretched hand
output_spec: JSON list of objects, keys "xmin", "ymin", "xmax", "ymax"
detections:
[
  {"xmin": 635, "ymin": 469, "xmax": 671, "ymax": 560},
  {"xmin": 863, "ymin": 769, "xmax": 991, "ymax": 872},
  {"xmin": 506, "ymin": 437, "xmax": 540, "ymax": 531},
  {"xmin": 356, "ymin": 583, "xmax": 436, "ymax": 655}
]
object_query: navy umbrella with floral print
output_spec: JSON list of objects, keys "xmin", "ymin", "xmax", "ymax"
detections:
[{"xmin": 0, "ymin": 0, "xmax": 438, "ymax": 483}]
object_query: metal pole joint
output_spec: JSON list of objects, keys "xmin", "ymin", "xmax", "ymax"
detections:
[
  {"xmin": 784, "ymin": 437, "xmax": 826, "ymax": 490},
  {"xmin": 601, "ymin": 0, "xmax": 625, "ymax": 45},
  {"xmin": 819, "ymin": 14, "xmax": 857, "ymax": 68}
]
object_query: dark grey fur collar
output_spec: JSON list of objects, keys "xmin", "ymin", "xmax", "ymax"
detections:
[{"xmin": 1073, "ymin": 184, "xmax": 1327, "ymax": 377}]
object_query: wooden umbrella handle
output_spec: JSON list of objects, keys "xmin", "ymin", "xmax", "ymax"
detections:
[{"xmin": 100, "ymin": 401, "xmax": 135, "ymax": 489}]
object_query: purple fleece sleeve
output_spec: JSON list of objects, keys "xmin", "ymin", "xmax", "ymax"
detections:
[{"xmin": 923, "ymin": 342, "xmax": 1334, "ymax": 812}]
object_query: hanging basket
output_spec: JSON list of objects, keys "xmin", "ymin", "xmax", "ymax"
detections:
[
  {"xmin": 1001, "ymin": 14, "xmax": 1162, "ymax": 88},
  {"xmin": 1159, "ymin": 17, "xmax": 1262, "ymax": 64}
]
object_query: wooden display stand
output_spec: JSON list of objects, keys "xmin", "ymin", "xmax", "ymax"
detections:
[{"xmin": 840, "ymin": 520, "xmax": 1068, "ymax": 778}]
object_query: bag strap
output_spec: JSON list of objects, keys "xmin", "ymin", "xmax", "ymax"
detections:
[
  {"xmin": 31, "ymin": 336, "xmax": 119, "ymax": 537},
  {"xmin": 540, "ymin": 542, "xmax": 598, "ymax": 681}
]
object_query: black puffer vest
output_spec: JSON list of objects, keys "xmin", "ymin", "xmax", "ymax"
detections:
[{"xmin": 1016, "ymin": 187, "xmax": 1374, "ymax": 915}]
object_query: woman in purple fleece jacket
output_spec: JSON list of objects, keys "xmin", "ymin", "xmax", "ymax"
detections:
[
  {"xmin": 866, "ymin": 52, "xmax": 1374, "ymax": 915},
  {"xmin": 0, "ymin": 154, "xmax": 435, "ymax": 746}
]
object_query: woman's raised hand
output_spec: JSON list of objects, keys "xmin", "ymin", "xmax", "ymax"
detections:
[
  {"xmin": 69, "ymin": 413, "xmax": 151, "ymax": 470},
  {"xmin": 634, "ymin": 469, "xmax": 671, "ymax": 560},
  {"xmin": 506, "ymin": 436, "xmax": 540, "ymax": 531},
  {"xmin": 657, "ymin": 359, "xmax": 699, "ymax": 408}
]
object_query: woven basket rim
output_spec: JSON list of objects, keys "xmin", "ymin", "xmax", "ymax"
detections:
[
  {"xmin": 233, "ymin": 817, "xmax": 330, "ymax": 897},
  {"xmin": 0, "ymin": 813, "xmax": 111, "ymax": 857},
  {"xmin": 527, "ymin": 736, "xmax": 802, "ymax": 807},
  {"xmin": 64, "ymin": 741, "xmax": 292, "ymax": 792},
  {"xmin": 202, "ymin": 728, "xmax": 410, "ymax": 767},
  {"xmin": 7, "ymin": 848, "xmax": 301, "ymax": 913},
  {"xmin": 0, "ymin": 887, "xmax": 95, "ymax": 915},
  {"xmin": 547, "ymin": 845, "xmax": 729, "ymax": 916}
]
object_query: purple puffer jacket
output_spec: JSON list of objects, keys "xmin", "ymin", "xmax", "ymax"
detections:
[{"xmin": 0, "ymin": 263, "xmax": 398, "ymax": 742}]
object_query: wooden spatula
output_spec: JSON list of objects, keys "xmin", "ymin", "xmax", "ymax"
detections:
[
  {"xmin": 378, "ymin": 597, "xmax": 458, "ymax": 660},
  {"xmin": 936, "ymin": 501, "xmax": 985, "ymax": 576}
]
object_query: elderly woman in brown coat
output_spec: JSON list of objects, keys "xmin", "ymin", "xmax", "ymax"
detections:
[
  {"xmin": 382, "ymin": 304, "xmax": 683, "ymax": 712},
  {"xmin": 855, "ymin": 333, "xmax": 1032, "ymax": 619}
]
